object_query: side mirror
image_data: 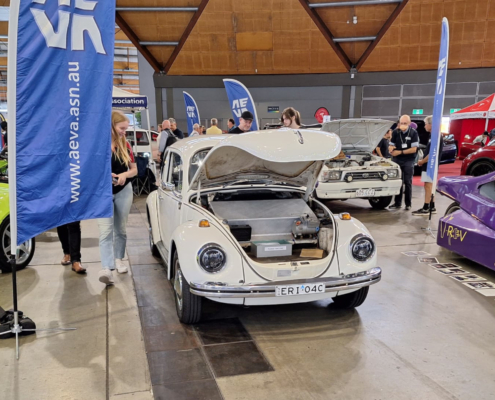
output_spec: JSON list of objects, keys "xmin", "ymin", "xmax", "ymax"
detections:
[{"xmin": 162, "ymin": 182, "xmax": 175, "ymax": 191}]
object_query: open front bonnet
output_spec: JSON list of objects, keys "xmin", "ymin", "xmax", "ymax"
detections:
[
  {"xmin": 189, "ymin": 129, "xmax": 341, "ymax": 190},
  {"xmin": 322, "ymin": 119, "xmax": 394, "ymax": 152}
]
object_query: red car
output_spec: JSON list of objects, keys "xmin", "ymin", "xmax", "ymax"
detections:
[{"xmin": 461, "ymin": 139, "xmax": 495, "ymax": 176}]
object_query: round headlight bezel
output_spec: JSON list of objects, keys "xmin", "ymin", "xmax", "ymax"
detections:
[
  {"xmin": 349, "ymin": 234, "xmax": 376, "ymax": 263},
  {"xmin": 197, "ymin": 243, "xmax": 227, "ymax": 273}
]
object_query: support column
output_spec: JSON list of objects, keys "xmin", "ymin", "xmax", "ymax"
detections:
[
  {"xmin": 166, "ymin": 88, "xmax": 174, "ymax": 119},
  {"xmin": 155, "ymin": 87, "xmax": 163, "ymax": 125},
  {"xmin": 341, "ymin": 86, "xmax": 351, "ymax": 119}
]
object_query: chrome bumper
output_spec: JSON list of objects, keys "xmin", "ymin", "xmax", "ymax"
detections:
[{"xmin": 190, "ymin": 267, "xmax": 381, "ymax": 298}]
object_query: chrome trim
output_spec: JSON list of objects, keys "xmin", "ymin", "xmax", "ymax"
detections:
[
  {"xmin": 196, "ymin": 243, "xmax": 227, "ymax": 273},
  {"xmin": 189, "ymin": 268, "xmax": 381, "ymax": 298},
  {"xmin": 349, "ymin": 234, "xmax": 376, "ymax": 263}
]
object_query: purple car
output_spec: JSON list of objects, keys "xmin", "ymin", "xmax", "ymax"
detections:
[{"xmin": 436, "ymin": 172, "xmax": 495, "ymax": 271}]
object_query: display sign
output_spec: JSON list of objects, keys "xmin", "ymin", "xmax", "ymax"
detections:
[
  {"xmin": 223, "ymin": 79, "xmax": 259, "ymax": 131},
  {"xmin": 9, "ymin": 0, "xmax": 115, "ymax": 244},
  {"xmin": 268, "ymin": 106, "xmax": 279, "ymax": 113},
  {"xmin": 112, "ymin": 96, "xmax": 147, "ymax": 109},
  {"xmin": 450, "ymin": 108, "xmax": 461, "ymax": 114},
  {"xmin": 314, "ymin": 107, "xmax": 330, "ymax": 123},
  {"xmin": 427, "ymin": 18, "xmax": 450, "ymax": 187},
  {"xmin": 183, "ymin": 91, "xmax": 200, "ymax": 134},
  {"xmin": 412, "ymin": 109, "xmax": 424, "ymax": 115}
]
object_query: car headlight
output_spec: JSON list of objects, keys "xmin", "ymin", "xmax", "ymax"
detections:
[
  {"xmin": 322, "ymin": 170, "xmax": 342, "ymax": 181},
  {"xmin": 387, "ymin": 168, "xmax": 399, "ymax": 178},
  {"xmin": 197, "ymin": 244, "xmax": 227, "ymax": 273},
  {"xmin": 350, "ymin": 235, "xmax": 375, "ymax": 262}
]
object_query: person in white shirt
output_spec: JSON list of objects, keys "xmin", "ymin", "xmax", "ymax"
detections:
[{"xmin": 189, "ymin": 123, "xmax": 200, "ymax": 137}]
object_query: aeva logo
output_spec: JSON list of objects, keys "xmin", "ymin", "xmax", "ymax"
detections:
[
  {"xmin": 232, "ymin": 98, "xmax": 248, "ymax": 118},
  {"xmin": 31, "ymin": 0, "xmax": 106, "ymax": 54},
  {"xmin": 187, "ymin": 106, "xmax": 196, "ymax": 118}
]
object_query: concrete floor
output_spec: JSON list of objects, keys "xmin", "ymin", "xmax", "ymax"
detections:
[{"xmin": 1, "ymin": 186, "xmax": 495, "ymax": 400}]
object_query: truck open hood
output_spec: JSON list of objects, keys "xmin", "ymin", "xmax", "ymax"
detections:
[
  {"xmin": 322, "ymin": 119, "xmax": 394, "ymax": 152},
  {"xmin": 189, "ymin": 129, "xmax": 341, "ymax": 192}
]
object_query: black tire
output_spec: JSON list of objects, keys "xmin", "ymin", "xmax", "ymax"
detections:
[
  {"xmin": 0, "ymin": 216, "xmax": 35, "ymax": 273},
  {"xmin": 149, "ymin": 227, "xmax": 161, "ymax": 258},
  {"xmin": 332, "ymin": 286, "xmax": 369, "ymax": 309},
  {"xmin": 368, "ymin": 196, "xmax": 393, "ymax": 210},
  {"xmin": 172, "ymin": 252, "xmax": 202, "ymax": 324},
  {"xmin": 445, "ymin": 202, "xmax": 461, "ymax": 216},
  {"xmin": 468, "ymin": 160, "xmax": 495, "ymax": 177}
]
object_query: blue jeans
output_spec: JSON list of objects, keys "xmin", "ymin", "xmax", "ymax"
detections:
[{"xmin": 98, "ymin": 183, "xmax": 133, "ymax": 270}]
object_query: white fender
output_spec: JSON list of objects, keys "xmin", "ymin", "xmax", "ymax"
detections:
[{"xmin": 146, "ymin": 191, "xmax": 161, "ymax": 246}]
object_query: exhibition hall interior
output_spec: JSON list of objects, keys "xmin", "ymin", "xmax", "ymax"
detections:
[{"xmin": 1, "ymin": 0, "xmax": 495, "ymax": 399}]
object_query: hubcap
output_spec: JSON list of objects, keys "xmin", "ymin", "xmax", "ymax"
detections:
[
  {"xmin": 174, "ymin": 265, "xmax": 183, "ymax": 311},
  {"xmin": 3, "ymin": 222, "xmax": 32, "ymax": 264}
]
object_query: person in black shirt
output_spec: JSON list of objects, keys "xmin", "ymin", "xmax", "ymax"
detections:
[
  {"xmin": 97, "ymin": 111, "xmax": 137, "ymax": 285},
  {"xmin": 376, "ymin": 129, "xmax": 392, "ymax": 158},
  {"xmin": 412, "ymin": 116, "xmax": 444, "ymax": 216},
  {"xmin": 228, "ymin": 118, "xmax": 236, "ymax": 133},
  {"xmin": 388, "ymin": 115, "xmax": 419, "ymax": 210},
  {"xmin": 230, "ymin": 111, "xmax": 254, "ymax": 134},
  {"xmin": 169, "ymin": 118, "xmax": 184, "ymax": 139}
]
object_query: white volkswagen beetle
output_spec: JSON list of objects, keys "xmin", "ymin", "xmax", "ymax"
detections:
[{"xmin": 147, "ymin": 129, "xmax": 381, "ymax": 324}]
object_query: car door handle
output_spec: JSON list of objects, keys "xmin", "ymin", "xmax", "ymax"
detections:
[
  {"xmin": 159, "ymin": 195, "xmax": 164, "ymax": 200},
  {"xmin": 178, "ymin": 202, "xmax": 182, "ymax": 210}
]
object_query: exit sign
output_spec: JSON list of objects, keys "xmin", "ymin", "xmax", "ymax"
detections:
[
  {"xmin": 450, "ymin": 108, "xmax": 461, "ymax": 114},
  {"xmin": 412, "ymin": 109, "xmax": 424, "ymax": 115}
]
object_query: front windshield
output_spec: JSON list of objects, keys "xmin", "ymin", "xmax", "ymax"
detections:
[
  {"xmin": 189, "ymin": 149, "xmax": 210, "ymax": 184},
  {"xmin": 126, "ymin": 130, "xmax": 150, "ymax": 146},
  {"xmin": 488, "ymin": 139, "xmax": 495, "ymax": 147}
]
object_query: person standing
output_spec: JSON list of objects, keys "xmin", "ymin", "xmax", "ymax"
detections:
[
  {"xmin": 206, "ymin": 118, "xmax": 223, "ymax": 135},
  {"xmin": 189, "ymin": 123, "xmax": 200, "ymax": 137},
  {"xmin": 281, "ymin": 107, "xmax": 301, "ymax": 129},
  {"xmin": 158, "ymin": 120, "xmax": 177, "ymax": 169},
  {"xmin": 388, "ymin": 115, "xmax": 419, "ymax": 210},
  {"xmin": 169, "ymin": 118, "xmax": 184, "ymax": 139},
  {"xmin": 376, "ymin": 129, "xmax": 392, "ymax": 158},
  {"xmin": 413, "ymin": 115, "xmax": 444, "ymax": 216},
  {"xmin": 227, "ymin": 118, "xmax": 236, "ymax": 133},
  {"xmin": 98, "ymin": 111, "xmax": 137, "ymax": 285},
  {"xmin": 229, "ymin": 111, "xmax": 254, "ymax": 134},
  {"xmin": 57, "ymin": 221, "xmax": 85, "ymax": 274}
]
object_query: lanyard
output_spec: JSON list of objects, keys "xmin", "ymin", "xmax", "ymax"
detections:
[{"xmin": 398, "ymin": 128, "xmax": 411, "ymax": 147}]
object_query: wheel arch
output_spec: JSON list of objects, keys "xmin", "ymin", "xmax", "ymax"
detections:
[{"xmin": 466, "ymin": 157, "xmax": 495, "ymax": 176}]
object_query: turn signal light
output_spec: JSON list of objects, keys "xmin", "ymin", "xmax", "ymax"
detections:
[
  {"xmin": 340, "ymin": 213, "xmax": 351, "ymax": 220},
  {"xmin": 199, "ymin": 219, "xmax": 210, "ymax": 228}
]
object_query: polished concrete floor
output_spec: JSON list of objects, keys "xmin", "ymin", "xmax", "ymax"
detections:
[{"xmin": 1, "ymin": 186, "xmax": 495, "ymax": 400}]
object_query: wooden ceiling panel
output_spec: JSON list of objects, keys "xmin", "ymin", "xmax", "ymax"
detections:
[
  {"xmin": 361, "ymin": 0, "xmax": 495, "ymax": 72},
  {"xmin": 0, "ymin": 22, "xmax": 7, "ymax": 36},
  {"xmin": 167, "ymin": 0, "xmax": 348, "ymax": 75},
  {"xmin": 116, "ymin": 0, "xmax": 201, "ymax": 6},
  {"xmin": 339, "ymin": 41, "xmax": 372, "ymax": 65}
]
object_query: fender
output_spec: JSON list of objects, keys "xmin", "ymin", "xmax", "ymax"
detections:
[
  {"xmin": 146, "ymin": 190, "xmax": 161, "ymax": 246},
  {"xmin": 168, "ymin": 221, "xmax": 245, "ymax": 285},
  {"xmin": 467, "ymin": 157, "xmax": 495, "ymax": 175}
]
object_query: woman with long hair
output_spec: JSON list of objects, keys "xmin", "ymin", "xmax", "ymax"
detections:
[
  {"xmin": 98, "ymin": 111, "xmax": 137, "ymax": 285},
  {"xmin": 282, "ymin": 107, "xmax": 302, "ymax": 129}
]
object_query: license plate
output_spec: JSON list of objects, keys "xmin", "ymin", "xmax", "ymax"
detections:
[
  {"xmin": 275, "ymin": 283, "xmax": 326, "ymax": 297},
  {"xmin": 356, "ymin": 189, "xmax": 375, "ymax": 197}
]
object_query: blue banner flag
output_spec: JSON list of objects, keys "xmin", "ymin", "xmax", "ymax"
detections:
[
  {"xmin": 9, "ymin": 0, "xmax": 115, "ymax": 245},
  {"xmin": 427, "ymin": 18, "xmax": 449, "ymax": 186},
  {"xmin": 223, "ymin": 79, "xmax": 259, "ymax": 131},
  {"xmin": 183, "ymin": 91, "xmax": 200, "ymax": 135}
]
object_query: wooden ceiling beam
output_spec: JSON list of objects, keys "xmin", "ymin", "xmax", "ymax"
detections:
[
  {"xmin": 356, "ymin": 0, "xmax": 410, "ymax": 71},
  {"xmin": 163, "ymin": 0, "xmax": 210, "ymax": 74},
  {"xmin": 298, "ymin": 0, "xmax": 352, "ymax": 71},
  {"xmin": 115, "ymin": 12, "xmax": 162, "ymax": 73}
]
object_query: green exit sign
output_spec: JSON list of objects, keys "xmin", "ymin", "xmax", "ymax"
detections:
[
  {"xmin": 450, "ymin": 108, "xmax": 461, "ymax": 114},
  {"xmin": 412, "ymin": 109, "xmax": 424, "ymax": 115}
]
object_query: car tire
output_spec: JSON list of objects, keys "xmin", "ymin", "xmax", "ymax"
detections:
[
  {"xmin": 0, "ymin": 216, "xmax": 36, "ymax": 274},
  {"xmin": 149, "ymin": 228, "xmax": 161, "ymax": 258},
  {"xmin": 172, "ymin": 252, "xmax": 202, "ymax": 324},
  {"xmin": 445, "ymin": 202, "xmax": 461, "ymax": 216},
  {"xmin": 468, "ymin": 160, "xmax": 495, "ymax": 177},
  {"xmin": 332, "ymin": 286, "xmax": 369, "ymax": 309},
  {"xmin": 368, "ymin": 196, "xmax": 393, "ymax": 210}
]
